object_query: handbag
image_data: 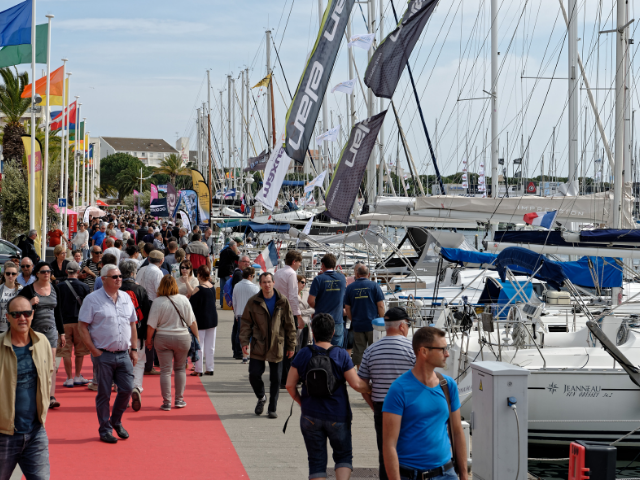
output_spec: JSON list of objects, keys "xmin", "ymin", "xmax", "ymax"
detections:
[{"xmin": 167, "ymin": 296, "xmax": 201, "ymax": 362}]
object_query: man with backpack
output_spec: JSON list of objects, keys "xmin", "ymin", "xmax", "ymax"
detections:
[
  {"xmin": 382, "ymin": 327, "xmax": 468, "ymax": 480},
  {"xmin": 285, "ymin": 313, "xmax": 372, "ymax": 480},
  {"xmin": 119, "ymin": 260, "xmax": 151, "ymax": 412},
  {"xmin": 240, "ymin": 272, "xmax": 296, "ymax": 419},
  {"xmin": 56, "ymin": 262, "xmax": 91, "ymax": 388}
]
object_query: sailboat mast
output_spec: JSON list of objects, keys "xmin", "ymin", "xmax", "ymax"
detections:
[
  {"xmin": 613, "ymin": 0, "xmax": 627, "ymax": 228},
  {"xmin": 366, "ymin": 0, "xmax": 377, "ymax": 201},
  {"xmin": 378, "ymin": 0, "xmax": 385, "ymax": 197},
  {"xmin": 490, "ymin": 0, "xmax": 499, "ymax": 199},
  {"xmin": 567, "ymin": 0, "xmax": 578, "ymax": 185}
]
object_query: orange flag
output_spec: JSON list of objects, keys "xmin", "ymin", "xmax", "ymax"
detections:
[{"xmin": 21, "ymin": 65, "xmax": 65, "ymax": 98}]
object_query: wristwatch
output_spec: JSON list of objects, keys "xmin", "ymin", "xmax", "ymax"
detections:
[{"xmin": 131, "ymin": 348, "xmax": 138, "ymax": 352}]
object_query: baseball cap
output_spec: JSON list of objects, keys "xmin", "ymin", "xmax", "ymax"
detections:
[
  {"xmin": 66, "ymin": 261, "xmax": 80, "ymax": 273},
  {"xmin": 384, "ymin": 307, "xmax": 410, "ymax": 322}
]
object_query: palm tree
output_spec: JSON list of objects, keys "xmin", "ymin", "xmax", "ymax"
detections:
[
  {"xmin": 155, "ymin": 153, "xmax": 190, "ymax": 185},
  {"xmin": 0, "ymin": 68, "xmax": 30, "ymax": 163},
  {"xmin": 116, "ymin": 163, "xmax": 150, "ymax": 199}
]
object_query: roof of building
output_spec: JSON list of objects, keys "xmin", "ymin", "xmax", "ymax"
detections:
[{"xmin": 101, "ymin": 137, "xmax": 178, "ymax": 154}]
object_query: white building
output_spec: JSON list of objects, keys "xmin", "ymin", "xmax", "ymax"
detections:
[{"xmin": 97, "ymin": 137, "xmax": 178, "ymax": 168}]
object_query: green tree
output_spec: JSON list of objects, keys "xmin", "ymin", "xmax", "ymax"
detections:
[
  {"xmin": 123, "ymin": 191, "xmax": 150, "ymax": 211},
  {"xmin": 0, "ymin": 68, "xmax": 30, "ymax": 163},
  {"xmin": 100, "ymin": 153, "xmax": 146, "ymax": 200},
  {"xmin": 154, "ymin": 153, "xmax": 190, "ymax": 185},
  {"xmin": 116, "ymin": 163, "xmax": 152, "ymax": 199}
]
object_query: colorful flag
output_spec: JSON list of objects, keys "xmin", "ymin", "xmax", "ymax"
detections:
[
  {"xmin": 523, "ymin": 210, "xmax": 558, "ymax": 229},
  {"xmin": 302, "ymin": 216, "xmax": 314, "ymax": 235},
  {"xmin": 304, "ymin": 170, "xmax": 327, "ymax": 193},
  {"xmin": 150, "ymin": 184, "xmax": 158, "ymax": 202},
  {"xmin": 40, "ymin": 78, "xmax": 69, "ymax": 106},
  {"xmin": 22, "ymin": 65, "xmax": 65, "ymax": 98},
  {"xmin": 22, "ymin": 134, "xmax": 43, "ymax": 254},
  {"xmin": 0, "ymin": 22, "xmax": 45, "ymax": 68},
  {"xmin": 0, "ymin": 0, "xmax": 32, "ymax": 47},
  {"xmin": 223, "ymin": 188, "xmax": 236, "ymax": 199},
  {"xmin": 255, "ymin": 241, "xmax": 278, "ymax": 272},
  {"xmin": 348, "ymin": 33, "xmax": 375, "ymax": 50},
  {"xmin": 252, "ymin": 72, "xmax": 272, "ymax": 89},
  {"xmin": 331, "ymin": 79, "xmax": 355, "ymax": 94},
  {"xmin": 50, "ymin": 101, "xmax": 76, "ymax": 130},
  {"xmin": 462, "ymin": 160, "xmax": 468, "ymax": 189}
]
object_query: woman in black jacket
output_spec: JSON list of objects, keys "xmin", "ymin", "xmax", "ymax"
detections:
[
  {"xmin": 18, "ymin": 261, "xmax": 65, "ymax": 408},
  {"xmin": 189, "ymin": 265, "xmax": 218, "ymax": 376}
]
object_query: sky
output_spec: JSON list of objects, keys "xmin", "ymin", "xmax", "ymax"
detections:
[{"xmin": 18, "ymin": 0, "xmax": 640, "ymax": 183}]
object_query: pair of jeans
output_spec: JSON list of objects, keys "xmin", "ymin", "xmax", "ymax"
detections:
[
  {"xmin": 330, "ymin": 322, "xmax": 345, "ymax": 348},
  {"xmin": 399, "ymin": 467, "xmax": 457, "ymax": 480},
  {"xmin": 248, "ymin": 358, "xmax": 282, "ymax": 413},
  {"xmin": 373, "ymin": 402, "xmax": 388, "ymax": 480},
  {"xmin": 299, "ymin": 415, "xmax": 353, "ymax": 479},
  {"xmin": 154, "ymin": 334, "xmax": 191, "ymax": 404},
  {"xmin": 231, "ymin": 315, "xmax": 242, "ymax": 358},
  {"xmin": 0, "ymin": 424, "xmax": 49, "ymax": 480},
  {"xmin": 91, "ymin": 351, "xmax": 134, "ymax": 437},
  {"xmin": 221, "ymin": 275, "xmax": 230, "ymax": 308}
]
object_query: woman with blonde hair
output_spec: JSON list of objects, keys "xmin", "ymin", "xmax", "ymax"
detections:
[
  {"xmin": 50, "ymin": 244, "xmax": 69, "ymax": 283},
  {"xmin": 0, "ymin": 261, "xmax": 22, "ymax": 333},
  {"xmin": 171, "ymin": 248, "xmax": 186, "ymax": 278},
  {"xmin": 146, "ymin": 275, "xmax": 199, "ymax": 411}
]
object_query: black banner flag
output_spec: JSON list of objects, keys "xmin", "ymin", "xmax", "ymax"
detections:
[
  {"xmin": 364, "ymin": 0, "xmax": 439, "ymax": 99},
  {"xmin": 325, "ymin": 111, "xmax": 387, "ymax": 224}
]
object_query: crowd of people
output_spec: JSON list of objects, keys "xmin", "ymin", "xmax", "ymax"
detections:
[{"xmin": 0, "ymin": 212, "xmax": 467, "ymax": 480}]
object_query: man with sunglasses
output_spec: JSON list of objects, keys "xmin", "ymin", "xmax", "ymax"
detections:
[
  {"xmin": 382, "ymin": 326, "xmax": 467, "ymax": 480},
  {"xmin": 81, "ymin": 247, "xmax": 103, "ymax": 292},
  {"xmin": 354, "ymin": 307, "xmax": 416, "ymax": 480},
  {"xmin": 78, "ymin": 265, "xmax": 138, "ymax": 444},
  {"xmin": 0, "ymin": 296, "xmax": 53, "ymax": 479},
  {"xmin": 17, "ymin": 258, "xmax": 35, "ymax": 287}
]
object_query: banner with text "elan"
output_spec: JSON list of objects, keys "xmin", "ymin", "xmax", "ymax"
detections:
[
  {"xmin": 325, "ymin": 110, "xmax": 387, "ymax": 224},
  {"xmin": 364, "ymin": 0, "xmax": 439, "ymax": 99},
  {"xmin": 255, "ymin": 147, "xmax": 292, "ymax": 211},
  {"xmin": 284, "ymin": 0, "xmax": 355, "ymax": 164}
]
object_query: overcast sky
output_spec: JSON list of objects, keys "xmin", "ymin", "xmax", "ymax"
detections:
[{"xmin": 25, "ymin": 0, "xmax": 637, "ymax": 180}]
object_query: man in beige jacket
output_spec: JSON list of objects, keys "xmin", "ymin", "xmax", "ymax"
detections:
[
  {"xmin": 0, "ymin": 295, "xmax": 53, "ymax": 480},
  {"xmin": 240, "ymin": 272, "xmax": 296, "ymax": 419}
]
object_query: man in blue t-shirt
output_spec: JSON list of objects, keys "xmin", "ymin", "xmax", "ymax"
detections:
[
  {"xmin": 382, "ymin": 326, "xmax": 468, "ymax": 480},
  {"xmin": 91, "ymin": 223, "xmax": 107, "ymax": 248},
  {"xmin": 308, "ymin": 253, "xmax": 346, "ymax": 347},
  {"xmin": 344, "ymin": 264, "xmax": 385, "ymax": 366},
  {"xmin": 286, "ymin": 313, "xmax": 372, "ymax": 480}
]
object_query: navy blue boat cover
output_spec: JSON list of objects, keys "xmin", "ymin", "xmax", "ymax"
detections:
[
  {"xmin": 495, "ymin": 247, "xmax": 567, "ymax": 290},
  {"xmin": 580, "ymin": 229, "xmax": 640, "ymax": 243},
  {"xmin": 440, "ymin": 248, "xmax": 497, "ymax": 266}
]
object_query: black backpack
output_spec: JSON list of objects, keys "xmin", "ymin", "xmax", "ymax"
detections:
[{"xmin": 304, "ymin": 345, "xmax": 344, "ymax": 398}]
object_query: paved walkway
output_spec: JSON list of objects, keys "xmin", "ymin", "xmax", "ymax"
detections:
[{"xmin": 201, "ymin": 308, "xmax": 380, "ymax": 480}]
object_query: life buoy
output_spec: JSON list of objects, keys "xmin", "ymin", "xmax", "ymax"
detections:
[{"xmin": 337, "ymin": 230, "xmax": 344, "ymax": 234}]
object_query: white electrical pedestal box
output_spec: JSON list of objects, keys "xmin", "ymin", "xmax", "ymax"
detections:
[{"xmin": 471, "ymin": 361, "xmax": 529, "ymax": 480}]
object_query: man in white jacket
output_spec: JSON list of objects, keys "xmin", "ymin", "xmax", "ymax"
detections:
[
  {"xmin": 273, "ymin": 250, "xmax": 303, "ymax": 386},
  {"xmin": 232, "ymin": 267, "xmax": 260, "ymax": 364}
]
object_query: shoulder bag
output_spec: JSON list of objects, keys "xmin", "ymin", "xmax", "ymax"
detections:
[
  {"xmin": 167, "ymin": 296, "xmax": 201, "ymax": 362},
  {"xmin": 435, "ymin": 372, "xmax": 458, "ymax": 474}
]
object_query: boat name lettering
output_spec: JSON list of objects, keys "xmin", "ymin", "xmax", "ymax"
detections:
[{"xmin": 563, "ymin": 385, "xmax": 601, "ymax": 397}]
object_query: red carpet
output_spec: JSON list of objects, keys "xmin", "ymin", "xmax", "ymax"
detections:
[{"xmin": 44, "ymin": 361, "xmax": 248, "ymax": 479}]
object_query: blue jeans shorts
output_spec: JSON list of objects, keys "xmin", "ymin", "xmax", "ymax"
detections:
[{"xmin": 300, "ymin": 415, "xmax": 352, "ymax": 479}]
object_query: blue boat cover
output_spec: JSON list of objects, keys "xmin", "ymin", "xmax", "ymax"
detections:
[
  {"xmin": 215, "ymin": 221, "xmax": 290, "ymax": 233},
  {"xmin": 440, "ymin": 248, "xmax": 497, "ymax": 266},
  {"xmin": 580, "ymin": 229, "xmax": 640, "ymax": 243},
  {"xmin": 478, "ymin": 279, "xmax": 533, "ymax": 316},
  {"xmin": 495, "ymin": 247, "xmax": 567, "ymax": 290},
  {"xmin": 559, "ymin": 256, "xmax": 622, "ymax": 288}
]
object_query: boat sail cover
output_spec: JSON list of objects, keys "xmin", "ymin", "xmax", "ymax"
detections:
[
  {"xmin": 284, "ymin": 0, "xmax": 355, "ymax": 164},
  {"xmin": 413, "ymin": 190, "xmax": 634, "ymax": 227},
  {"xmin": 494, "ymin": 247, "xmax": 568, "ymax": 290}
]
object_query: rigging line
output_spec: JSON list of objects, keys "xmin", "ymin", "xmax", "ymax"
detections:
[
  {"xmin": 182, "ymin": 73, "xmax": 207, "ymax": 138},
  {"xmin": 271, "ymin": 42, "xmax": 293, "ymax": 98},
  {"xmin": 276, "ymin": 0, "xmax": 296, "ymax": 55}
]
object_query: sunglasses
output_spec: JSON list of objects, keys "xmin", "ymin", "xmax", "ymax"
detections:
[
  {"xmin": 38, "ymin": 270, "xmax": 51, "ymax": 275},
  {"xmin": 107, "ymin": 275, "xmax": 123, "ymax": 279},
  {"xmin": 5, "ymin": 272, "xmax": 17, "ymax": 276},
  {"xmin": 299, "ymin": 281, "xmax": 306, "ymax": 285},
  {"xmin": 8, "ymin": 310, "xmax": 33, "ymax": 319},
  {"xmin": 422, "ymin": 345, "xmax": 450, "ymax": 353},
  {"xmin": 180, "ymin": 266, "xmax": 190, "ymax": 270},
  {"xmin": 21, "ymin": 265, "xmax": 32, "ymax": 269},
  {"xmin": 92, "ymin": 251, "xmax": 102, "ymax": 255}
]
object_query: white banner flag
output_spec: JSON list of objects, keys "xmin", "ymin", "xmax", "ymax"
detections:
[
  {"xmin": 304, "ymin": 170, "xmax": 327, "ymax": 193},
  {"xmin": 255, "ymin": 147, "xmax": 292, "ymax": 211},
  {"xmin": 348, "ymin": 33, "xmax": 375, "ymax": 50},
  {"xmin": 302, "ymin": 215, "xmax": 314, "ymax": 235},
  {"xmin": 331, "ymin": 79, "xmax": 355, "ymax": 94},
  {"xmin": 462, "ymin": 160, "xmax": 468, "ymax": 189},
  {"xmin": 316, "ymin": 125, "xmax": 340, "ymax": 145}
]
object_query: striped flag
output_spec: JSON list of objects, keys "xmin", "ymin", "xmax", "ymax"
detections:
[{"xmin": 255, "ymin": 241, "xmax": 278, "ymax": 272}]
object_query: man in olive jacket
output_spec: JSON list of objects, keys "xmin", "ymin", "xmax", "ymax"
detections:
[
  {"xmin": 240, "ymin": 272, "xmax": 296, "ymax": 419},
  {"xmin": 0, "ymin": 296, "xmax": 53, "ymax": 480}
]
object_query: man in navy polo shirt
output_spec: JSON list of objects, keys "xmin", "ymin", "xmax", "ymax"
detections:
[
  {"xmin": 308, "ymin": 253, "xmax": 346, "ymax": 347},
  {"xmin": 344, "ymin": 264, "xmax": 385, "ymax": 367}
]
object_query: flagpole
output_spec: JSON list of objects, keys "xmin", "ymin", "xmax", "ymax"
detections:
[
  {"xmin": 41, "ymin": 14, "xmax": 53, "ymax": 260},
  {"xmin": 82, "ymin": 119, "xmax": 86, "ymax": 206},
  {"xmin": 63, "ymin": 72, "xmax": 72, "ymax": 236},
  {"xmin": 73, "ymin": 100, "xmax": 80, "ymax": 211},
  {"xmin": 59, "ymin": 58, "xmax": 67, "ymax": 229},
  {"xmin": 84, "ymin": 131, "xmax": 89, "ymax": 206},
  {"xmin": 29, "ymin": 0, "xmax": 36, "ymax": 231}
]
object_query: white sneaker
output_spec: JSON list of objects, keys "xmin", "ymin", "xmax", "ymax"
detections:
[
  {"xmin": 74, "ymin": 375, "xmax": 90, "ymax": 386},
  {"xmin": 63, "ymin": 378, "xmax": 74, "ymax": 388}
]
